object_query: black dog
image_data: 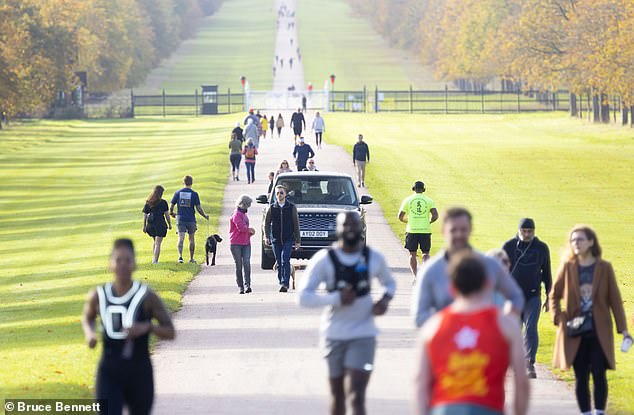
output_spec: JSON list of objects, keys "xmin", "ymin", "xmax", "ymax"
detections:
[{"xmin": 205, "ymin": 234, "xmax": 223, "ymax": 266}]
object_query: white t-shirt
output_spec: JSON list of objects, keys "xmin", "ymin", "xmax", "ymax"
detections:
[{"xmin": 298, "ymin": 246, "xmax": 396, "ymax": 340}]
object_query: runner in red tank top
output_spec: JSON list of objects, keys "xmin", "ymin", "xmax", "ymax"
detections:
[{"xmin": 414, "ymin": 251, "xmax": 529, "ymax": 415}]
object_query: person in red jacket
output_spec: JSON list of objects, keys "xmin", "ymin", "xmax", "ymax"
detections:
[{"xmin": 414, "ymin": 250, "xmax": 529, "ymax": 415}]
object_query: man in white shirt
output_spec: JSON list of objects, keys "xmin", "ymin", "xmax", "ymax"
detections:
[{"xmin": 298, "ymin": 211, "xmax": 396, "ymax": 415}]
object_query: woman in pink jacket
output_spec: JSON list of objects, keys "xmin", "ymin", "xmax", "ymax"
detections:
[{"xmin": 229, "ymin": 194, "xmax": 255, "ymax": 294}]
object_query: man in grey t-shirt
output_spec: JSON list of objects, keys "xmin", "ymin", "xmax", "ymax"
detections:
[
  {"xmin": 411, "ymin": 207, "xmax": 524, "ymax": 327},
  {"xmin": 299, "ymin": 211, "xmax": 396, "ymax": 415}
]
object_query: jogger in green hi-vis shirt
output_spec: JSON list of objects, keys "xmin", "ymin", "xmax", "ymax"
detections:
[{"xmin": 398, "ymin": 181, "xmax": 439, "ymax": 282}]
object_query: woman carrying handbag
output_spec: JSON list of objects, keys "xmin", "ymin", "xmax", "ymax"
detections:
[{"xmin": 550, "ymin": 225, "xmax": 630, "ymax": 415}]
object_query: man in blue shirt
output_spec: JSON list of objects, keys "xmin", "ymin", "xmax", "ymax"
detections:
[
  {"xmin": 169, "ymin": 175, "xmax": 209, "ymax": 263},
  {"xmin": 292, "ymin": 137, "xmax": 315, "ymax": 171}
]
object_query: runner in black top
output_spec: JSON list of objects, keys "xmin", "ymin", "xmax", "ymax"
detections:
[{"xmin": 82, "ymin": 239, "xmax": 175, "ymax": 415}]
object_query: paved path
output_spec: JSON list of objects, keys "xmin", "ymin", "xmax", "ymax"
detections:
[
  {"xmin": 151, "ymin": 0, "xmax": 579, "ymax": 413},
  {"xmin": 273, "ymin": 0, "xmax": 305, "ymax": 92}
]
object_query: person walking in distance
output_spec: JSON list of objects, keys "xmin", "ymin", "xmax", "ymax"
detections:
[
  {"xmin": 550, "ymin": 225, "xmax": 630, "ymax": 415},
  {"xmin": 267, "ymin": 171, "xmax": 276, "ymax": 195},
  {"xmin": 291, "ymin": 108, "xmax": 306, "ymax": 140},
  {"xmin": 302, "ymin": 94, "xmax": 307, "ymax": 113},
  {"xmin": 502, "ymin": 218, "xmax": 552, "ymax": 379},
  {"xmin": 229, "ymin": 132, "xmax": 242, "ymax": 181},
  {"xmin": 299, "ymin": 211, "xmax": 396, "ymax": 415},
  {"xmin": 264, "ymin": 185, "xmax": 301, "ymax": 292},
  {"xmin": 293, "ymin": 137, "xmax": 315, "ymax": 171},
  {"xmin": 232, "ymin": 122, "xmax": 244, "ymax": 142},
  {"xmin": 269, "ymin": 115, "xmax": 275, "ymax": 138},
  {"xmin": 81, "ymin": 239, "xmax": 176, "ymax": 415},
  {"xmin": 142, "ymin": 185, "xmax": 172, "ymax": 264},
  {"xmin": 242, "ymin": 138, "xmax": 258, "ymax": 184},
  {"xmin": 411, "ymin": 207, "xmax": 525, "ymax": 327},
  {"xmin": 398, "ymin": 181, "xmax": 438, "ymax": 281},
  {"xmin": 414, "ymin": 251, "xmax": 529, "ymax": 415},
  {"xmin": 352, "ymin": 134, "xmax": 370, "ymax": 188},
  {"xmin": 169, "ymin": 176, "xmax": 209, "ymax": 264},
  {"xmin": 244, "ymin": 118, "xmax": 259, "ymax": 149},
  {"xmin": 229, "ymin": 195, "xmax": 256, "ymax": 294},
  {"xmin": 261, "ymin": 114, "xmax": 269, "ymax": 139},
  {"xmin": 312, "ymin": 111, "xmax": 326, "ymax": 148},
  {"xmin": 276, "ymin": 113, "xmax": 285, "ymax": 138}
]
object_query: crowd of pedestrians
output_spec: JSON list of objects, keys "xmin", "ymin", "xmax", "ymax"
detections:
[{"xmin": 84, "ymin": 101, "xmax": 632, "ymax": 415}]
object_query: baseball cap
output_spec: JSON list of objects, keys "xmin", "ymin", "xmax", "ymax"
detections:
[{"xmin": 519, "ymin": 218, "xmax": 535, "ymax": 229}]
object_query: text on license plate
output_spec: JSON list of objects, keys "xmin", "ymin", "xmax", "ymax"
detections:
[{"xmin": 301, "ymin": 230, "xmax": 329, "ymax": 238}]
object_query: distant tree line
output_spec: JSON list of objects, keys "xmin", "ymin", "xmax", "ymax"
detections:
[
  {"xmin": 0, "ymin": 0, "xmax": 222, "ymax": 118},
  {"xmin": 347, "ymin": 0, "xmax": 634, "ymax": 124}
]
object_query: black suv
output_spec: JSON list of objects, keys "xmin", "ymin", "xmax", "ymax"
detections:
[{"xmin": 256, "ymin": 172, "xmax": 373, "ymax": 269}]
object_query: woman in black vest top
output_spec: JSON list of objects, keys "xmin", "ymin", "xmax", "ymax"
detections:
[
  {"xmin": 142, "ymin": 185, "xmax": 171, "ymax": 264},
  {"xmin": 82, "ymin": 239, "xmax": 175, "ymax": 415}
]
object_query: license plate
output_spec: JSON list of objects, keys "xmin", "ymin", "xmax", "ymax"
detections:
[{"xmin": 301, "ymin": 230, "xmax": 329, "ymax": 238}]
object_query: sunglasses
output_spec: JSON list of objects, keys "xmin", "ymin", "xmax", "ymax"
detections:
[{"xmin": 275, "ymin": 191, "xmax": 286, "ymax": 195}]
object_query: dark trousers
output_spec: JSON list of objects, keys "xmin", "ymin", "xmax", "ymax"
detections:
[
  {"xmin": 245, "ymin": 162, "xmax": 255, "ymax": 183},
  {"xmin": 522, "ymin": 295, "xmax": 541, "ymax": 364},
  {"xmin": 315, "ymin": 132, "xmax": 322, "ymax": 146},
  {"xmin": 97, "ymin": 358, "xmax": 153, "ymax": 415},
  {"xmin": 229, "ymin": 154, "xmax": 241, "ymax": 174},
  {"xmin": 573, "ymin": 335, "xmax": 608, "ymax": 412},
  {"xmin": 272, "ymin": 239, "xmax": 293, "ymax": 287}
]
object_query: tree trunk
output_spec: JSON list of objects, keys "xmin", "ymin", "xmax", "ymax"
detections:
[
  {"xmin": 631, "ymin": 106, "xmax": 634, "ymax": 127},
  {"xmin": 592, "ymin": 94, "xmax": 600, "ymax": 123},
  {"xmin": 570, "ymin": 93, "xmax": 578, "ymax": 117},
  {"xmin": 600, "ymin": 93, "xmax": 610, "ymax": 123},
  {"xmin": 621, "ymin": 103, "xmax": 628, "ymax": 126}
]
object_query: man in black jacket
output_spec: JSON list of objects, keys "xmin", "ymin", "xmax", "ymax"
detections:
[
  {"xmin": 265, "ymin": 185, "xmax": 301, "ymax": 292},
  {"xmin": 502, "ymin": 218, "xmax": 551, "ymax": 379},
  {"xmin": 352, "ymin": 134, "xmax": 370, "ymax": 188},
  {"xmin": 290, "ymin": 108, "xmax": 305, "ymax": 140}
]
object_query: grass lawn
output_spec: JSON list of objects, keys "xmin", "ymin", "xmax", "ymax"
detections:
[
  {"xmin": 323, "ymin": 112, "xmax": 634, "ymax": 414},
  {"xmin": 297, "ymin": 0, "xmax": 445, "ymax": 91},
  {"xmin": 0, "ymin": 116, "xmax": 236, "ymax": 403},
  {"xmin": 136, "ymin": 0, "xmax": 276, "ymax": 94}
]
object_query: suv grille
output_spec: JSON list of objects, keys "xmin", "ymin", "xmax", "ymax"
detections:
[{"xmin": 299, "ymin": 213, "xmax": 337, "ymax": 231}]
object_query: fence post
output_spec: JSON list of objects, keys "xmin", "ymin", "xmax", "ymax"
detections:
[
  {"xmin": 444, "ymin": 84, "xmax": 448, "ymax": 114},
  {"xmin": 517, "ymin": 88, "xmax": 521, "ymax": 112},
  {"xmin": 195, "ymin": 89, "xmax": 198, "ymax": 117},
  {"xmin": 409, "ymin": 85, "xmax": 413, "ymax": 114},
  {"xmin": 363, "ymin": 86, "xmax": 367, "ymax": 112},
  {"xmin": 162, "ymin": 89, "xmax": 166, "ymax": 118},
  {"xmin": 228, "ymin": 88, "xmax": 231, "ymax": 114},
  {"xmin": 375, "ymin": 86, "xmax": 378, "ymax": 112},
  {"xmin": 130, "ymin": 89, "xmax": 135, "ymax": 118},
  {"xmin": 481, "ymin": 86, "xmax": 485, "ymax": 114}
]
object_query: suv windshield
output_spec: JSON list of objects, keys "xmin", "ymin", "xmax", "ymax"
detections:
[{"xmin": 274, "ymin": 176, "xmax": 358, "ymax": 205}]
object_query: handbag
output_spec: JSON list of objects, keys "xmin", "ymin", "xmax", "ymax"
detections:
[{"xmin": 566, "ymin": 310, "xmax": 594, "ymax": 337}]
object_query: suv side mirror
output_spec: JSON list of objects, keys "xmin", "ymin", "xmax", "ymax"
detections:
[
  {"xmin": 256, "ymin": 194, "xmax": 269, "ymax": 204},
  {"xmin": 360, "ymin": 195, "xmax": 373, "ymax": 205}
]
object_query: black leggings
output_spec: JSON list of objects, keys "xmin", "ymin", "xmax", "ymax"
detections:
[
  {"xmin": 315, "ymin": 132, "xmax": 322, "ymax": 146},
  {"xmin": 229, "ymin": 154, "xmax": 241, "ymax": 173},
  {"xmin": 97, "ymin": 358, "xmax": 154, "ymax": 415},
  {"xmin": 572, "ymin": 335, "xmax": 608, "ymax": 412},
  {"xmin": 277, "ymin": 127, "xmax": 282, "ymax": 136}
]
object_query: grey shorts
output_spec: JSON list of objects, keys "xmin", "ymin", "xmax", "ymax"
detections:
[
  {"xmin": 323, "ymin": 337, "xmax": 376, "ymax": 378},
  {"xmin": 177, "ymin": 221, "xmax": 197, "ymax": 234}
]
